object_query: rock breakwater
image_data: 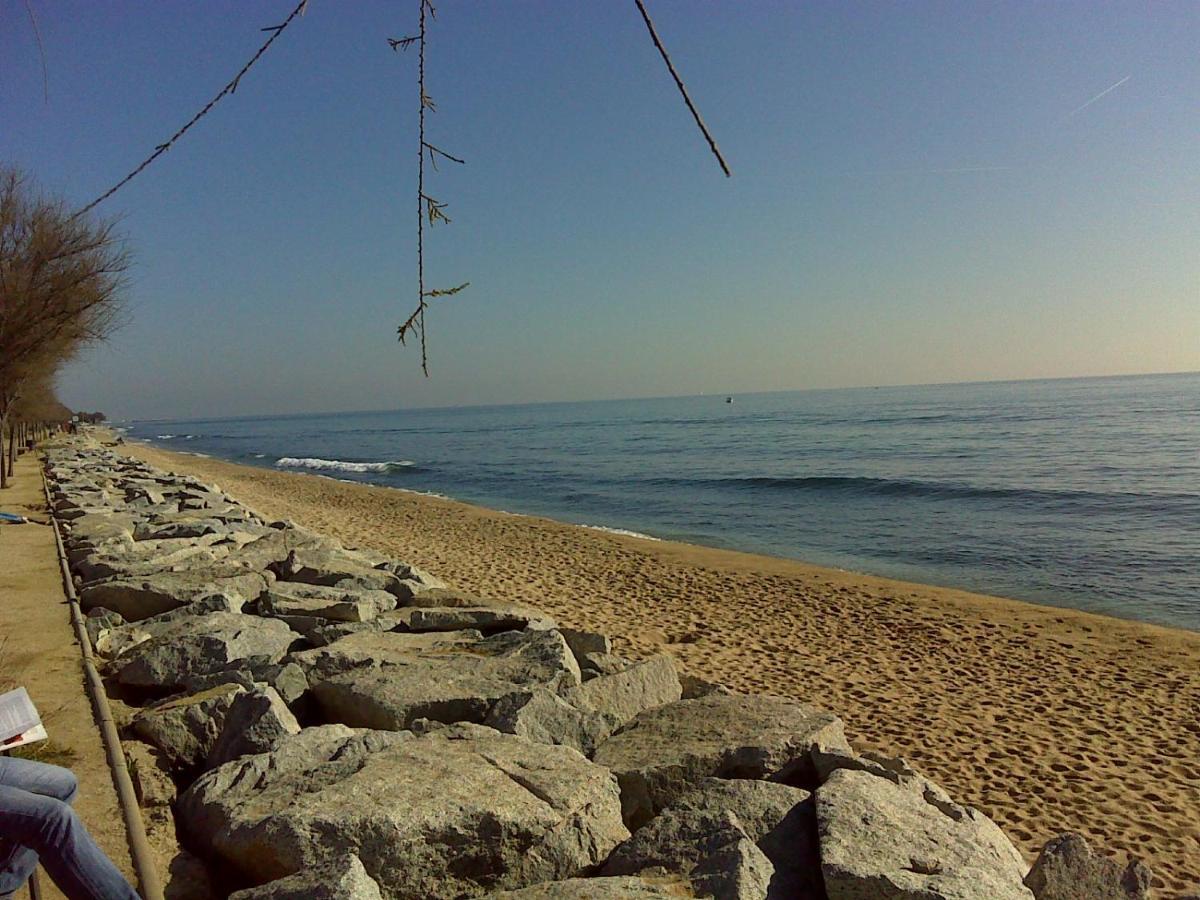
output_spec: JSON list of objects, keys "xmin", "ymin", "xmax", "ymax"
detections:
[{"xmin": 43, "ymin": 438, "xmax": 1160, "ymax": 899}]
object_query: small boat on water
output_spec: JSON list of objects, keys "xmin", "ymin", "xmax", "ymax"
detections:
[{"xmin": 725, "ymin": 397, "xmax": 733, "ymax": 403}]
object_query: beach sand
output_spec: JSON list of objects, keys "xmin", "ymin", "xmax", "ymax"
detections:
[{"xmin": 126, "ymin": 441, "xmax": 1200, "ymax": 894}]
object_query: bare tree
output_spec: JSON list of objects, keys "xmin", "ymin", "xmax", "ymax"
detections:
[{"xmin": 0, "ymin": 165, "xmax": 129, "ymax": 486}]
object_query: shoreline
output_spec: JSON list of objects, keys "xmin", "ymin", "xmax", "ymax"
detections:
[
  {"xmin": 120, "ymin": 435, "xmax": 1200, "ymax": 892},
  {"xmin": 131, "ymin": 436, "xmax": 1196, "ymax": 636}
]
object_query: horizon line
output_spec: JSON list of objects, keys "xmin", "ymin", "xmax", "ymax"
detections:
[{"xmin": 114, "ymin": 367, "xmax": 1200, "ymax": 424}]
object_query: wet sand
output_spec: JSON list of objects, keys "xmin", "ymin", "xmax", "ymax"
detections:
[{"xmin": 125, "ymin": 440, "xmax": 1200, "ymax": 894}]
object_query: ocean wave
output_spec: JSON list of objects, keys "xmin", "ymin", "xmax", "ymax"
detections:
[
  {"xmin": 582, "ymin": 524, "xmax": 661, "ymax": 541},
  {"xmin": 156, "ymin": 434, "xmax": 177, "ymax": 440},
  {"xmin": 275, "ymin": 456, "xmax": 416, "ymax": 474},
  {"xmin": 688, "ymin": 474, "xmax": 1200, "ymax": 513}
]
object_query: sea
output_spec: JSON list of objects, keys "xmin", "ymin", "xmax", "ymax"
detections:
[{"xmin": 123, "ymin": 372, "xmax": 1200, "ymax": 632}]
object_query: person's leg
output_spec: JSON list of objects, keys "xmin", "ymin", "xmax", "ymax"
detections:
[
  {"xmin": 0, "ymin": 756, "xmax": 78, "ymax": 895},
  {"xmin": 0, "ymin": 759, "xmax": 138, "ymax": 900}
]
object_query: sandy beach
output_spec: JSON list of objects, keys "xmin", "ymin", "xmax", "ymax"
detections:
[{"xmin": 124, "ymin": 440, "xmax": 1200, "ymax": 894}]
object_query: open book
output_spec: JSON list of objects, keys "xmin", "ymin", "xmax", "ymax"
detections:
[{"xmin": 0, "ymin": 687, "xmax": 47, "ymax": 750}]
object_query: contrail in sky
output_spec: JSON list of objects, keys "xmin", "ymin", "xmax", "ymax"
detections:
[{"xmin": 1068, "ymin": 75, "xmax": 1131, "ymax": 117}]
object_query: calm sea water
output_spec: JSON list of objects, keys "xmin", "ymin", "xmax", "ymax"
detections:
[{"xmin": 125, "ymin": 373, "xmax": 1200, "ymax": 631}]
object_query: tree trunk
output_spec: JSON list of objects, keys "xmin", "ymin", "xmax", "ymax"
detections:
[{"xmin": 0, "ymin": 415, "xmax": 7, "ymax": 489}]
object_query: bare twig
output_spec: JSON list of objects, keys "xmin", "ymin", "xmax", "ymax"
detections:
[
  {"xmin": 423, "ymin": 281, "xmax": 469, "ymax": 298},
  {"xmin": 423, "ymin": 141, "xmax": 464, "ymax": 170},
  {"xmin": 22, "ymin": 0, "xmax": 49, "ymax": 105},
  {"xmin": 395, "ymin": 0, "xmax": 467, "ymax": 375},
  {"xmin": 74, "ymin": 0, "xmax": 310, "ymax": 217},
  {"xmin": 633, "ymin": 0, "xmax": 731, "ymax": 177}
]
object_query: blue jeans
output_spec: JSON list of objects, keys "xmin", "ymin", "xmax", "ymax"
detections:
[{"xmin": 0, "ymin": 756, "xmax": 139, "ymax": 899}]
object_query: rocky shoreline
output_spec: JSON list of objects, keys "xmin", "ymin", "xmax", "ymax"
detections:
[{"xmin": 44, "ymin": 437, "xmax": 1163, "ymax": 899}]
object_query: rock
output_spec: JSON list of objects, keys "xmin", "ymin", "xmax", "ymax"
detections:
[
  {"xmin": 97, "ymin": 595, "xmax": 246, "ymax": 660},
  {"xmin": 680, "ymin": 673, "xmax": 731, "ymax": 699},
  {"xmin": 491, "ymin": 876, "xmax": 696, "ymax": 897},
  {"xmin": 399, "ymin": 587, "xmax": 499, "ymax": 608},
  {"xmin": 579, "ymin": 654, "xmax": 682, "ymax": 729},
  {"xmin": 133, "ymin": 518, "xmax": 228, "ymax": 541},
  {"xmin": 273, "ymin": 548, "xmax": 409, "ymax": 597},
  {"xmin": 129, "ymin": 684, "xmax": 246, "ymax": 775},
  {"xmin": 401, "ymin": 604, "xmax": 556, "ymax": 634},
  {"xmin": 179, "ymin": 662, "xmax": 309, "ymax": 709},
  {"xmin": 1024, "ymin": 833, "xmax": 1153, "ymax": 900},
  {"xmin": 258, "ymin": 582, "xmax": 396, "ymax": 623},
  {"xmin": 592, "ymin": 693, "xmax": 849, "ymax": 827},
  {"xmin": 603, "ymin": 808, "xmax": 774, "ymax": 900},
  {"xmin": 124, "ymin": 741, "xmax": 176, "ymax": 808},
  {"xmin": 179, "ymin": 723, "xmax": 629, "ymax": 898},
  {"xmin": 485, "ymin": 687, "xmax": 614, "ymax": 755},
  {"xmin": 303, "ymin": 628, "xmax": 580, "ymax": 730},
  {"xmin": 207, "ymin": 686, "xmax": 301, "ymax": 769},
  {"xmin": 113, "ymin": 612, "xmax": 299, "ymax": 691},
  {"xmin": 816, "ymin": 768, "xmax": 1033, "ymax": 900},
  {"xmin": 84, "ymin": 607, "xmax": 126, "ymax": 649},
  {"xmin": 164, "ymin": 851, "xmax": 221, "ymax": 900},
  {"xmin": 227, "ymin": 854, "xmax": 383, "ymax": 899},
  {"xmin": 579, "ymin": 651, "xmax": 634, "ymax": 680},
  {"xmin": 669, "ymin": 778, "xmax": 822, "ymax": 898},
  {"xmin": 290, "ymin": 629, "xmax": 485, "ymax": 677},
  {"xmin": 559, "ymin": 627, "xmax": 613, "ymax": 659},
  {"xmin": 79, "ymin": 570, "xmax": 270, "ymax": 621}
]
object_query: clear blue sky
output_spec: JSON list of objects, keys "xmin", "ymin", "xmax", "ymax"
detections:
[{"xmin": 3, "ymin": 1, "xmax": 1197, "ymax": 419}]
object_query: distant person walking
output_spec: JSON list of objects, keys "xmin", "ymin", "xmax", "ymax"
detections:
[{"xmin": 0, "ymin": 755, "xmax": 140, "ymax": 899}]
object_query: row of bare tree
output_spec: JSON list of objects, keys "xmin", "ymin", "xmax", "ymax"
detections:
[{"xmin": 0, "ymin": 165, "xmax": 128, "ymax": 488}]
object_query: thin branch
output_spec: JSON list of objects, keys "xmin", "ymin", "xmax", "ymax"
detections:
[
  {"xmin": 74, "ymin": 0, "xmax": 310, "ymax": 217},
  {"xmin": 388, "ymin": 36, "xmax": 419, "ymax": 52},
  {"xmin": 22, "ymin": 0, "xmax": 49, "ymax": 105},
  {"xmin": 632, "ymin": 0, "xmax": 731, "ymax": 177},
  {"xmin": 423, "ymin": 281, "xmax": 469, "ymax": 298},
  {"xmin": 423, "ymin": 141, "xmax": 464, "ymax": 170}
]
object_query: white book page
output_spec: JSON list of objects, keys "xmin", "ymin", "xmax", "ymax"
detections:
[
  {"xmin": 0, "ymin": 687, "xmax": 42, "ymax": 744},
  {"xmin": 2, "ymin": 724, "xmax": 47, "ymax": 750}
]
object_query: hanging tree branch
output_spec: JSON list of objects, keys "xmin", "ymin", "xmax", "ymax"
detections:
[
  {"xmin": 395, "ymin": 0, "xmax": 467, "ymax": 375},
  {"xmin": 633, "ymin": 0, "xmax": 731, "ymax": 177},
  {"xmin": 73, "ymin": 0, "xmax": 310, "ymax": 218}
]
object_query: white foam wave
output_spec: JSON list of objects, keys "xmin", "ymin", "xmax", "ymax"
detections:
[
  {"xmin": 275, "ymin": 456, "xmax": 414, "ymax": 474},
  {"xmin": 156, "ymin": 434, "xmax": 177, "ymax": 440},
  {"xmin": 582, "ymin": 524, "xmax": 661, "ymax": 541}
]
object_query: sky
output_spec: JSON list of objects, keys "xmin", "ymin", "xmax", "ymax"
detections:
[{"xmin": 2, "ymin": 1, "xmax": 1197, "ymax": 420}]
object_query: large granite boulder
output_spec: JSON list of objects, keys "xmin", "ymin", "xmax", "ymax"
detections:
[
  {"xmin": 179, "ymin": 723, "xmax": 629, "ymax": 898},
  {"xmin": 129, "ymin": 684, "xmax": 246, "ymax": 775},
  {"xmin": 592, "ymin": 693, "xmax": 849, "ymax": 827},
  {"xmin": 491, "ymin": 876, "xmax": 696, "ymax": 898},
  {"xmin": 300, "ymin": 628, "xmax": 580, "ymax": 730},
  {"xmin": 668, "ymin": 778, "xmax": 823, "ymax": 898},
  {"xmin": 398, "ymin": 604, "xmax": 556, "ymax": 634},
  {"xmin": 272, "ymin": 548, "xmax": 411, "ymax": 597},
  {"xmin": 816, "ymin": 768, "xmax": 1032, "ymax": 900},
  {"xmin": 484, "ymin": 687, "xmax": 614, "ymax": 755},
  {"xmin": 1024, "ymin": 833, "xmax": 1152, "ymax": 900},
  {"xmin": 80, "ymin": 570, "xmax": 271, "ymax": 621},
  {"xmin": 227, "ymin": 855, "xmax": 382, "ymax": 899},
  {"xmin": 112, "ymin": 612, "xmax": 299, "ymax": 691},
  {"xmin": 257, "ymin": 582, "xmax": 396, "ymax": 623},
  {"xmin": 579, "ymin": 654, "xmax": 682, "ymax": 729},
  {"xmin": 603, "ymin": 808, "xmax": 775, "ymax": 899},
  {"xmin": 206, "ymin": 686, "xmax": 301, "ymax": 769}
]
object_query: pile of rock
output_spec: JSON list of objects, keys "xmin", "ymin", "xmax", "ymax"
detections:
[{"xmin": 44, "ymin": 441, "xmax": 1157, "ymax": 899}]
